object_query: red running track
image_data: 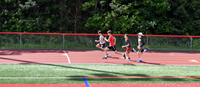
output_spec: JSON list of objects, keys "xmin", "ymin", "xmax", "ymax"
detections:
[
  {"xmin": 0, "ymin": 50, "xmax": 200, "ymax": 65},
  {"xmin": 0, "ymin": 50, "xmax": 200, "ymax": 87},
  {"xmin": 0, "ymin": 50, "xmax": 68, "ymax": 64},
  {"xmin": 67, "ymin": 50, "xmax": 200, "ymax": 65}
]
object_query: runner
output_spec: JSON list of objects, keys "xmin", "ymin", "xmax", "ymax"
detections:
[
  {"xmin": 102, "ymin": 30, "xmax": 126, "ymax": 59},
  {"xmin": 137, "ymin": 32, "xmax": 145, "ymax": 62},
  {"xmin": 95, "ymin": 30, "xmax": 109, "ymax": 55},
  {"xmin": 122, "ymin": 34, "xmax": 132, "ymax": 61}
]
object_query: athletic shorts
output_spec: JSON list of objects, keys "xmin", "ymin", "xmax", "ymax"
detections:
[
  {"xmin": 107, "ymin": 46, "xmax": 117, "ymax": 51},
  {"xmin": 98, "ymin": 43, "xmax": 106, "ymax": 48},
  {"xmin": 139, "ymin": 49, "xmax": 144, "ymax": 53},
  {"xmin": 126, "ymin": 47, "xmax": 132, "ymax": 53}
]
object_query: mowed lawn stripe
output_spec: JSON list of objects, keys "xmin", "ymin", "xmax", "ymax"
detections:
[{"xmin": 0, "ymin": 64, "xmax": 199, "ymax": 83}]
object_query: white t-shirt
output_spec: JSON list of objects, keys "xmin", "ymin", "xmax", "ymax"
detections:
[
  {"xmin": 99, "ymin": 35, "xmax": 105, "ymax": 44},
  {"xmin": 138, "ymin": 38, "xmax": 144, "ymax": 49}
]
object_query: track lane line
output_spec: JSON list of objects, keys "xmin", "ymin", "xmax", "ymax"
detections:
[{"xmin": 63, "ymin": 50, "xmax": 71, "ymax": 64}]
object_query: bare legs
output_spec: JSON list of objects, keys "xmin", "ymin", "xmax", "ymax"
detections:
[
  {"xmin": 137, "ymin": 51, "xmax": 143, "ymax": 62},
  {"xmin": 137, "ymin": 52, "xmax": 143, "ymax": 58},
  {"xmin": 96, "ymin": 44, "xmax": 105, "ymax": 50},
  {"xmin": 126, "ymin": 52, "xmax": 130, "ymax": 59},
  {"xmin": 96, "ymin": 44, "xmax": 101, "ymax": 49},
  {"xmin": 104, "ymin": 48, "xmax": 125, "ymax": 58}
]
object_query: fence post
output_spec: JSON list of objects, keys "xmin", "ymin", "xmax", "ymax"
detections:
[
  {"xmin": 20, "ymin": 34, "xmax": 22, "ymax": 49},
  {"xmin": 147, "ymin": 36, "xmax": 148, "ymax": 47},
  {"xmin": 190, "ymin": 37, "xmax": 192, "ymax": 52},
  {"xmin": 63, "ymin": 35, "xmax": 65, "ymax": 50}
]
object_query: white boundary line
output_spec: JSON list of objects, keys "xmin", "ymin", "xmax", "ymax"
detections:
[
  {"xmin": 0, "ymin": 77, "xmax": 82, "ymax": 79},
  {"xmin": 1, "ymin": 76, "xmax": 200, "ymax": 80},
  {"xmin": 63, "ymin": 50, "xmax": 71, "ymax": 64}
]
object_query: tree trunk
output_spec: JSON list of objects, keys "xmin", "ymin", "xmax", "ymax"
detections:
[
  {"xmin": 74, "ymin": 0, "xmax": 78, "ymax": 33},
  {"xmin": 101, "ymin": 1, "xmax": 103, "ymax": 14},
  {"xmin": 19, "ymin": 0, "xmax": 22, "ymax": 20},
  {"xmin": 95, "ymin": 1, "xmax": 97, "ymax": 10},
  {"xmin": 60, "ymin": 0, "xmax": 63, "ymax": 32}
]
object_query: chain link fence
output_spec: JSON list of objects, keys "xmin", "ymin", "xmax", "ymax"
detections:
[{"xmin": 0, "ymin": 33, "xmax": 199, "ymax": 52}]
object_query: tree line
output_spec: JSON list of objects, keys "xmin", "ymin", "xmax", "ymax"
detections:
[{"xmin": 0, "ymin": 0, "xmax": 200, "ymax": 35}]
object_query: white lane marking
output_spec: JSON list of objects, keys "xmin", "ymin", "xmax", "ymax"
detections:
[
  {"xmin": 63, "ymin": 50, "xmax": 71, "ymax": 64},
  {"xmin": 189, "ymin": 60, "xmax": 198, "ymax": 63}
]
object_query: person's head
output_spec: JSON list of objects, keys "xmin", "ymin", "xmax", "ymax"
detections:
[
  {"xmin": 107, "ymin": 30, "xmax": 112, "ymax": 36},
  {"xmin": 138, "ymin": 32, "xmax": 144, "ymax": 38},
  {"xmin": 124, "ymin": 34, "xmax": 128, "ymax": 39},
  {"xmin": 98, "ymin": 30, "xmax": 102, "ymax": 35}
]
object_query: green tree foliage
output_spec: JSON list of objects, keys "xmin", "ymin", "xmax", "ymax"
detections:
[
  {"xmin": 167, "ymin": 0, "xmax": 200, "ymax": 35},
  {"xmin": 0, "ymin": 0, "xmax": 89, "ymax": 33},
  {"xmin": 83, "ymin": 0, "xmax": 200, "ymax": 35},
  {"xmin": 0, "ymin": 0, "xmax": 200, "ymax": 35},
  {"xmin": 83, "ymin": 0, "xmax": 170, "ymax": 34}
]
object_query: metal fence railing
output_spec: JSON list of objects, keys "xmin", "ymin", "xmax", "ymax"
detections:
[{"xmin": 0, "ymin": 32, "xmax": 200, "ymax": 52}]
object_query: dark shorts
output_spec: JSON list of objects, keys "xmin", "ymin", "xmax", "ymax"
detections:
[
  {"xmin": 139, "ymin": 49, "xmax": 144, "ymax": 53},
  {"xmin": 126, "ymin": 47, "xmax": 132, "ymax": 53},
  {"xmin": 98, "ymin": 43, "xmax": 106, "ymax": 48},
  {"xmin": 107, "ymin": 46, "xmax": 117, "ymax": 51}
]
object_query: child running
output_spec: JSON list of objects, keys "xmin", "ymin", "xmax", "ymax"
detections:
[
  {"xmin": 122, "ymin": 34, "xmax": 132, "ymax": 61},
  {"xmin": 137, "ymin": 32, "xmax": 145, "ymax": 62},
  {"xmin": 102, "ymin": 30, "xmax": 126, "ymax": 59},
  {"xmin": 95, "ymin": 30, "xmax": 109, "ymax": 55}
]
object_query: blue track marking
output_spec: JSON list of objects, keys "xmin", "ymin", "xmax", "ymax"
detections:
[{"xmin": 83, "ymin": 77, "xmax": 90, "ymax": 87}]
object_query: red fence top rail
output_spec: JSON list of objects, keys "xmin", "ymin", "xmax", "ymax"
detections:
[{"xmin": 0, "ymin": 32, "xmax": 200, "ymax": 38}]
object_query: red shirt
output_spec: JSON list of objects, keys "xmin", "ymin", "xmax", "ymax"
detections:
[{"xmin": 109, "ymin": 35, "xmax": 115, "ymax": 46}]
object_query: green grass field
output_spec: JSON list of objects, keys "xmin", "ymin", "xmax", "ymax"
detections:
[{"xmin": 0, "ymin": 64, "xmax": 200, "ymax": 84}]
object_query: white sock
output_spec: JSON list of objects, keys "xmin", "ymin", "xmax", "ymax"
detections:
[{"xmin": 105, "ymin": 56, "xmax": 107, "ymax": 57}]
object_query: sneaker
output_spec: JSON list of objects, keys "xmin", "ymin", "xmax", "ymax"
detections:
[
  {"xmin": 123, "ymin": 54, "xmax": 126, "ymax": 59},
  {"xmin": 126, "ymin": 58, "xmax": 131, "ymax": 61},
  {"xmin": 137, "ymin": 59, "xmax": 143, "ymax": 62},
  {"xmin": 107, "ymin": 53, "xmax": 110, "ymax": 56},
  {"xmin": 132, "ymin": 48, "xmax": 136, "ymax": 52},
  {"xmin": 102, "ymin": 57, "xmax": 107, "ymax": 59},
  {"xmin": 144, "ymin": 47, "xmax": 150, "ymax": 51}
]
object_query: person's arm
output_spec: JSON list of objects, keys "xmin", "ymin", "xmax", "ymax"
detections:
[
  {"xmin": 96, "ymin": 38, "xmax": 102, "ymax": 42},
  {"xmin": 122, "ymin": 43, "xmax": 130, "ymax": 48},
  {"xmin": 104, "ymin": 37, "xmax": 110, "ymax": 42},
  {"xmin": 95, "ymin": 40, "xmax": 99, "ymax": 42},
  {"xmin": 122, "ymin": 40, "xmax": 130, "ymax": 48}
]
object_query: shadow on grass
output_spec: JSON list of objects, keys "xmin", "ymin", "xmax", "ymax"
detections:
[
  {"xmin": 160, "ymin": 78, "xmax": 188, "ymax": 81},
  {"xmin": 0, "ymin": 57, "xmax": 136, "ymax": 76},
  {"xmin": 0, "ymin": 57, "xmax": 193, "ymax": 82},
  {"xmin": 67, "ymin": 75, "xmax": 195, "ymax": 82},
  {"xmin": 89, "ymin": 74, "xmax": 152, "ymax": 81},
  {"xmin": 67, "ymin": 74, "xmax": 152, "ymax": 82}
]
